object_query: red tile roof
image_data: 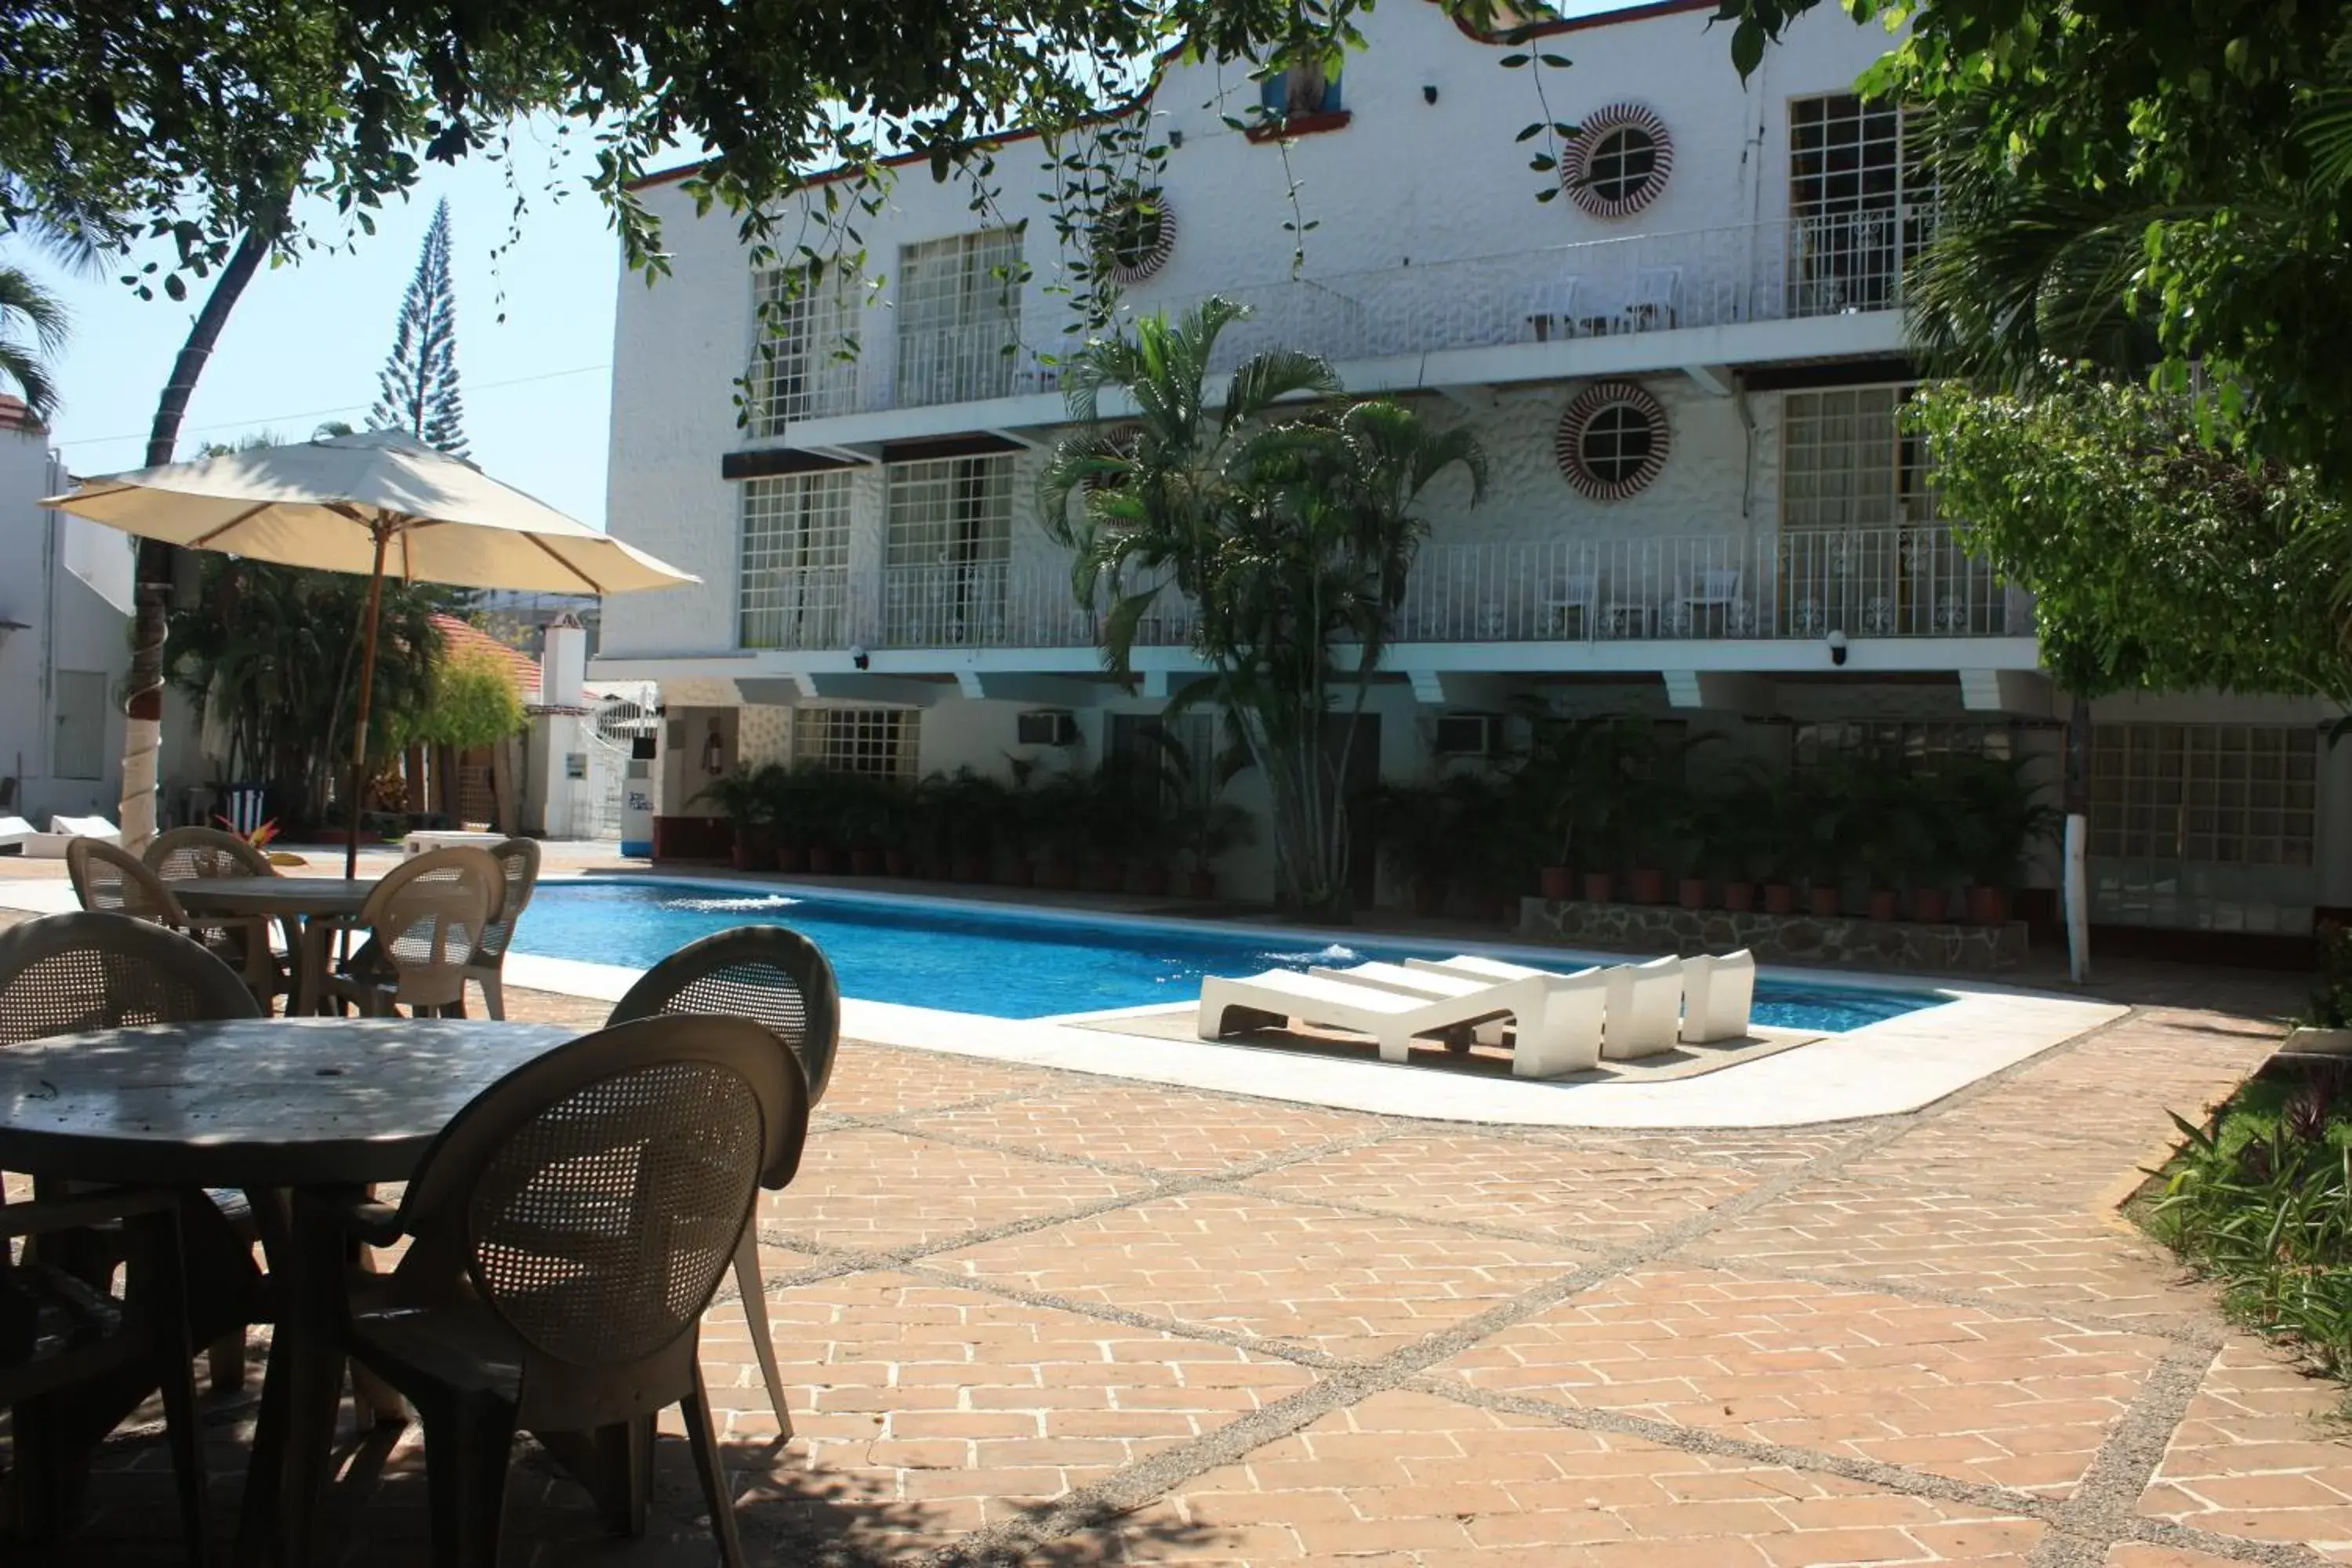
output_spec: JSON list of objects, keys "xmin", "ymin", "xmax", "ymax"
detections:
[{"xmin": 431, "ymin": 613, "xmax": 540, "ymax": 702}]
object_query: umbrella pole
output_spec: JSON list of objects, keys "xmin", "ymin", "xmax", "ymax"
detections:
[{"xmin": 344, "ymin": 529, "xmax": 390, "ymax": 883}]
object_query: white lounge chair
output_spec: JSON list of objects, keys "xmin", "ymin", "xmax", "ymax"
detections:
[
  {"xmin": 1309, "ymin": 960, "xmax": 1602, "ymax": 1077},
  {"xmin": 1197, "ymin": 967, "xmax": 1549, "ymax": 1069},
  {"xmin": 1682, "ymin": 949, "xmax": 1757, "ymax": 1044},
  {"xmin": 0, "ymin": 815, "xmax": 32, "ymax": 855},
  {"xmin": 27, "ymin": 814, "xmax": 122, "ymax": 859},
  {"xmin": 1601, "ymin": 956, "xmax": 1684, "ymax": 1060}
]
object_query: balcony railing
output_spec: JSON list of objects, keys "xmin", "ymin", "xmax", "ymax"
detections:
[
  {"xmin": 739, "ymin": 525, "xmax": 2019, "ymax": 658},
  {"xmin": 750, "ymin": 212, "xmax": 1933, "ymax": 432},
  {"xmin": 739, "ymin": 564, "xmax": 850, "ymax": 651}
]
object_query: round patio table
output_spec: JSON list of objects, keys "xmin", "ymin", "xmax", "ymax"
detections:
[
  {"xmin": 0, "ymin": 1017, "xmax": 575, "ymax": 1564},
  {"xmin": 171, "ymin": 877, "xmax": 379, "ymax": 1014}
]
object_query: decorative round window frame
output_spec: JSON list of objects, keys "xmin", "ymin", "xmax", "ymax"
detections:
[
  {"xmin": 1556, "ymin": 382, "xmax": 1670, "ymax": 501},
  {"xmin": 1097, "ymin": 188, "xmax": 1177, "ymax": 285},
  {"xmin": 1562, "ymin": 104, "xmax": 1673, "ymax": 220}
]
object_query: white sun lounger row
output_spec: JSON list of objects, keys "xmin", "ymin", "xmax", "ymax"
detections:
[{"xmin": 1196, "ymin": 949, "xmax": 1755, "ymax": 1079}]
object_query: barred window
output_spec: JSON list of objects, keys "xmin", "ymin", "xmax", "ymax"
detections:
[
  {"xmin": 739, "ymin": 472, "xmax": 852, "ymax": 650},
  {"xmin": 794, "ymin": 707, "xmax": 920, "ymax": 779},
  {"xmin": 749, "ymin": 265, "xmax": 858, "ymax": 430},
  {"xmin": 1792, "ymin": 720, "xmax": 2012, "ymax": 768},
  {"xmin": 895, "ymin": 230, "xmax": 1023, "ymax": 406},
  {"xmin": 885, "ymin": 456, "xmax": 1013, "ymax": 568},
  {"xmin": 1787, "ymin": 94, "xmax": 1934, "ymax": 315},
  {"xmin": 1780, "ymin": 386, "xmax": 1936, "ymax": 532},
  {"xmin": 2091, "ymin": 724, "xmax": 2318, "ymax": 867}
]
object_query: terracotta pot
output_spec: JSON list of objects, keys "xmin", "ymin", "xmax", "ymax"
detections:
[
  {"xmin": 1762, "ymin": 882, "xmax": 1795, "ymax": 915},
  {"xmin": 807, "ymin": 846, "xmax": 838, "ymax": 875},
  {"xmin": 1967, "ymin": 885, "xmax": 2009, "ymax": 925},
  {"xmin": 1866, "ymin": 888, "xmax": 1900, "ymax": 923},
  {"xmin": 730, "ymin": 839, "xmax": 754, "ymax": 872},
  {"xmin": 1581, "ymin": 871, "xmax": 1616, "ymax": 904},
  {"xmin": 1911, "ymin": 887, "xmax": 1948, "ymax": 924},
  {"xmin": 848, "ymin": 848, "xmax": 880, "ymax": 877},
  {"xmin": 1628, "ymin": 867, "xmax": 1667, "ymax": 906},
  {"xmin": 1185, "ymin": 870, "xmax": 1218, "ymax": 899},
  {"xmin": 1808, "ymin": 884, "xmax": 1843, "ymax": 917},
  {"xmin": 884, "ymin": 849, "xmax": 912, "ymax": 878},
  {"xmin": 952, "ymin": 851, "xmax": 989, "ymax": 884},
  {"xmin": 775, "ymin": 844, "xmax": 808, "ymax": 874},
  {"xmin": 1676, "ymin": 876, "xmax": 1710, "ymax": 911},
  {"xmin": 1722, "ymin": 881, "xmax": 1758, "ymax": 913},
  {"xmin": 1538, "ymin": 865, "xmax": 1575, "ymax": 901},
  {"xmin": 1136, "ymin": 864, "xmax": 1171, "ymax": 898}
]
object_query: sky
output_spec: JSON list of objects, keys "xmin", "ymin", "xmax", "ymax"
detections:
[{"xmin": 28, "ymin": 124, "xmax": 623, "ymax": 528}]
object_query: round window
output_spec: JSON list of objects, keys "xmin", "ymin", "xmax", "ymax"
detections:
[
  {"xmin": 1556, "ymin": 382, "xmax": 1670, "ymax": 500},
  {"xmin": 1096, "ymin": 188, "xmax": 1176, "ymax": 284},
  {"xmin": 1563, "ymin": 104, "xmax": 1674, "ymax": 220}
]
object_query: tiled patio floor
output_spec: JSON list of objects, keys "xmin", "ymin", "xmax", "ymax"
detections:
[{"xmin": 27, "ymin": 975, "xmax": 2352, "ymax": 1566}]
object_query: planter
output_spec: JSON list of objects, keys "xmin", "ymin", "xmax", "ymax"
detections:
[
  {"xmin": 807, "ymin": 846, "xmax": 838, "ymax": 875},
  {"xmin": 1910, "ymin": 887, "xmax": 1948, "ymax": 924},
  {"xmin": 1085, "ymin": 855, "xmax": 1125, "ymax": 893},
  {"xmin": 1722, "ymin": 881, "xmax": 1757, "ymax": 913},
  {"xmin": 884, "ymin": 849, "xmax": 912, "ymax": 878},
  {"xmin": 1039, "ymin": 858, "xmax": 1079, "ymax": 891},
  {"xmin": 951, "ymin": 851, "xmax": 989, "ymax": 884},
  {"xmin": 1762, "ymin": 882, "xmax": 1795, "ymax": 916},
  {"xmin": 1967, "ymin": 885, "xmax": 2009, "ymax": 926},
  {"xmin": 1866, "ymin": 888, "xmax": 1900, "ymax": 923},
  {"xmin": 1627, "ymin": 867, "xmax": 1667, "ymax": 905},
  {"xmin": 996, "ymin": 858, "xmax": 1035, "ymax": 888},
  {"xmin": 848, "ymin": 848, "xmax": 880, "ymax": 877},
  {"xmin": 1808, "ymin": 885, "xmax": 1843, "ymax": 917},
  {"xmin": 1581, "ymin": 870, "xmax": 1616, "ymax": 904},
  {"xmin": 775, "ymin": 844, "xmax": 808, "ymax": 874},
  {"xmin": 1136, "ymin": 864, "xmax": 1171, "ymax": 898},
  {"xmin": 1677, "ymin": 876, "xmax": 1710, "ymax": 911},
  {"xmin": 1537, "ymin": 865, "xmax": 1576, "ymax": 901},
  {"xmin": 1185, "ymin": 869, "xmax": 1219, "ymax": 899},
  {"xmin": 1412, "ymin": 884, "xmax": 1446, "ymax": 917},
  {"xmin": 729, "ymin": 839, "xmax": 756, "ymax": 872}
]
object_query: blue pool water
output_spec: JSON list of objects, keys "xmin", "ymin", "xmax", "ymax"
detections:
[{"xmin": 514, "ymin": 878, "xmax": 1945, "ymax": 1031}]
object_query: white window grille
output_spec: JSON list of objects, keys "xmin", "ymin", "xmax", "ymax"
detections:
[
  {"xmin": 1792, "ymin": 721, "xmax": 2013, "ymax": 767},
  {"xmin": 1780, "ymin": 387, "xmax": 1938, "ymax": 532},
  {"xmin": 883, "ymin": 456, "xmax": 1014, "ymax": 645},
  {"xmin": 2091, "ymin": 724, "xmax": 2318, "ymax": 867},
  {"xmin": 749, "ymin": 265, "xmax": 859, "ymax": 430},
  {"xmin": 739, "ymin": 472, "xmax": 853, "ymax": 649},
  {"xmin": 895, "ymin": 230, "xmax": 1024, "ymax": 407},
  {"xmin": 793, "ymin": 707, "xmax": 920, "ymax": 779},
  {"xmin": 1787, "ymin": 94, "xmax": 1933, "ymax": 315}
]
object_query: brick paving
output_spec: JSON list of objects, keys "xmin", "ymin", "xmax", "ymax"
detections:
[{"xmin": 24, "ymin": 965, "xmax": 2352, "ymax": 1567}]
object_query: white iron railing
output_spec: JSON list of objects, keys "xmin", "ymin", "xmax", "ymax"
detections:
[
  {"xmin": 745, "ymin": 525, "xmax": 2020, "ymax": 655},
  {"xmin": 739, "ymin": 564, "xmax": 851, "ymax": 652}
]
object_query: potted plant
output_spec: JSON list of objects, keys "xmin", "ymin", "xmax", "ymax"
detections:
[
  {"xmin": 1177, "ymin": 799, "xmax": 1254, "ymax": 899},
  {"xmin": 691, "ymin": 766, "xmax": 771, "ymax": 871},
  {"xmin": 1025, "ymin": 770, "xmax": 1091, "ymax": 889},
  {"xmin": 1939, "ymin": 753, "xmax": 2061, "ymax": 924},
  {"xmin": 1788, "ymin": 760, "xmax": 1851, "ymax": 918},
  {"xmin": 760, "ymin": 764, "xmax": 821, "ymax": 873},
  {"xmin": 1368, "ymin": 782, "xmax": 1454, "ymax": 916},
  {"xmin": 1706, "ymin": 782, "xmax": 1764, "ymax": 912}
]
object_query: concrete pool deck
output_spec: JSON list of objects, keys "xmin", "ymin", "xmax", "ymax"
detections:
[{"xmin": 0, "ymin": 860, "xmax": 2125, "ymax": 1128}]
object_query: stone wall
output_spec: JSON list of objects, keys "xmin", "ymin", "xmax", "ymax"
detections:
[{"xmin": 1521, "ymin": 898, "xmax": 2027, "ymax": 975}]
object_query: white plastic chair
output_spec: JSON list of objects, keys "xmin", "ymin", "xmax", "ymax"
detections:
[
  {"xmin": 1529, "ymin": 277, "xmax": 1581, "ymax": 342},
  {"xmin": 1681, "ymin": 950, "xmax": 1757, "ymax": 1044},
  {"xmin": 1198, "ymin": 967, "xmax": 1548, "ymax": 1068},
  {"xmin": 1601, "ymin": 956, "xmax": 1684, "ymax": 1059},
  {"xmin": 1624, "ymin": 267, "xmax": 1681, "ymax": 332},
  {"xmin": 1676, "ymin": 568, "xmax": 1743, "ymax": 635},
  {"xmin": 1310, "ymin": 960, "xmax": 1601, "ymax": 1077},
  {"xmin": 1541, "ymin": 574, "xmax": 1599, "ymax": 638}
]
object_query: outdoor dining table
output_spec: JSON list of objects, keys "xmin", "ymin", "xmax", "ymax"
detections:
[
  {"xmin": 170, "ymin": 875, "xmax": 379, "ymax": 1014},
  {"xmin": 0, "ymin": 1015, "xmax": 574, "ymax": 1565}
]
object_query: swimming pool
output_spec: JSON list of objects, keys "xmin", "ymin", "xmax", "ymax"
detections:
[{"xmin": 513, "ymin": 878, "xmax": 1946, "ymax": 1032}]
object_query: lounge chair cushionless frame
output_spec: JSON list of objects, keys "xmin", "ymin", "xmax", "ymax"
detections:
[
  {"xmin": 1197, "ymin": 968, "xmax": 1550, "ymax": 1071},
  {"xmin": 1308, "ymin": 960, "xmax": 1602, "ymax": 1077}
]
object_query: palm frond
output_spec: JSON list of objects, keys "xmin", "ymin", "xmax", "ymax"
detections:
[{"xmin": 1224, "ymin": 347, "xmax": 1341, "ymax": 432}]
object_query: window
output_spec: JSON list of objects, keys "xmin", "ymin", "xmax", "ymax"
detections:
[
  {"xmin": 1588, "ymin": 129, "xmax": 1657, "ymax": 205},
  {"xmin": 1787, "ymin": 93, "xmax": 1933, "ymax": 314},
  {"xmin": 1581, "ymin": 405, "xmax": 1654, "ymax": 485},
  {"xmin": 1110, "ymin": 712, "xmax": 1218, "ymax": 809},
  {"xmin": 1780, "ymin": 387, "xmax": 1936, "ymax": 532},
  {"xmin": 1792, "ymin": 721, "xmax": 2013, "ymax": 768},
  {"xmin": 53, "ymin": 670, "xmax": 105, "ymax": 780},
  {"xmin": 2091, "ymin": 724, "xmax": 2318, "ymax": 867},
  {"xmin": 794, "ymin": 707, "xmax": 920, "ymax": 779},
  {"xmin": 739, "ymin": 471, "xmax": 853, "ymax": 649},
  {"xmin": 1555, "ymin": 381, "xmax": 1669, "ymax": 500},
  {"xmin": 1563, "ymin": 103, "xmax": 1674, "ymax": 219},
  {"xmin": 884, "ymin": 456, "xmax": 1014, "ymax": 644},
  {"xmin": 895, "ymin": 230, "xmax": 1023, "ymax": 407},
  {"xmin": 1258, "ymin": 61, "xmax": 1342, "ymax": 118},
  {"xmin": 749, "ymin": 265, "xmax": 859, "ymax": 430}
]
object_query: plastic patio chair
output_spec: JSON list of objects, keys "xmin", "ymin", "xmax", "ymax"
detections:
[
  {"xmin": 299, "ymin": 1015, "xmax": 810, "ymax": 1568},
  {"xmin": 459, "ymin": 837, "xmax": 542, "ymax": 1019},
  {"xmin": 0, "ymin": 911, "xmax": 268, "ymax": 1393},
  {"xmin": 66, "ymin": 837, "xmax": 187, "ymax": 927},
  {"xmin": 323, "ymin": 847, "xmax": 505, "ymax": 1018},
  {"xmin": 145, "ymin": 824, "xmax": 288, "ymax": 1008},
  {"xmin": 605, "ymin": 926, "xmax": 841, "ymax": 1437}
]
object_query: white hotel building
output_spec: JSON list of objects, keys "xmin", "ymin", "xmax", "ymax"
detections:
[{"xmin": 596, "ymin": 0, "xmax": 2348, "ymax": 951}]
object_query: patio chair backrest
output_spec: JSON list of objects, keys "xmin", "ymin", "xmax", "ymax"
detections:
[
  {"xmin": 356, "ymin": 847, "xmax": 503, "ymax": 1011},
  {"xmin": 469, "ymin": 838, "xmax": 543, "ymax": 965},
  {"xmin": 1694, "ymin": 568, "xmax": 1742, "ymax": 602},
  {"xmin": 607, "ymin": 926, "xmax": 839, "ymax": 1171},
  {"xmin": 390, "ymin": 1015, "xmax": 804, "ymax": 1427},
  {"xmin": 67, "ymin": 839, "xmax": 187, "ymax": 927},
  {"xmin": 145, "ymin": 826, "xmax": 274, "ymax": 883},
  {"xmin": 1633, "ymin": 267, "xmax": 1680, "ymax": 308},
  {"xmin": 0, "ymin": 910, "xmax": 260, "ymax": 1045}
]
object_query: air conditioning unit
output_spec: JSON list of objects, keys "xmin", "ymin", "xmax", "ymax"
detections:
[
  {"xmin": 1017, "ymin": 710, "xmax": 1080, "ymax": 747},
  {"xmin": 1433, "ymin": 712, "xmax": 1501, "ymax": 757}
]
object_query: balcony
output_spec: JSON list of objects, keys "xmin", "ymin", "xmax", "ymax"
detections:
[
  {"xmin": 749, "ymin": 211, "xmax": 1933, "ymax": 433},
  {"xmin": 735, "ymin": 524, "xmax": 2021, "ymax": 659}
]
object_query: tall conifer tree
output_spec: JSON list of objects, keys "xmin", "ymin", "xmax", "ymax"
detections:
[{"xmin": 369, "ymin": 198, "xmax": 467, "ymax": 456}]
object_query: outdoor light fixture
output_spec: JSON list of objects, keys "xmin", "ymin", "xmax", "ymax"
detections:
[
  {"xmin": 1423, "ymin": 84, "xmax": 1439, "ymax": 104},
  {"xmin": 851, "ymin": 644, "xmax": 871, "ymax": 671},
  {"xmin": 1826, "ymin": 629, "xmax": 1849, "ymax": 666},
  {"xmin": 1169, "ymin": 129, "xmax": 1184, "ymax": 148}
]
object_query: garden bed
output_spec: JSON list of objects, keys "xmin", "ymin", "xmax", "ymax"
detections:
[{"xmin": 1521, "ymin": 896, "xmax": 2026, "ymax": 974}]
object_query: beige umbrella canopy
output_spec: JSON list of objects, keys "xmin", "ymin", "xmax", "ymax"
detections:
[{"xmin": 45, "ymin": 428, "xmax": 696, "ymax": 874}]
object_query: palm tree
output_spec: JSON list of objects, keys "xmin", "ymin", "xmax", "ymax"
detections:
[
  {"xmin": 0, "ymin": 263, "xmax": 67, "ymax": 423},
  {"xmin": 1041, "ymin": 299, "xmax": 1485, "ymax": 919}
]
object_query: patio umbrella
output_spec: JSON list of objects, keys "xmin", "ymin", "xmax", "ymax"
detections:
[{"xmin": 44, "ymin": 429, "xmax": 695, "ymax": 876}]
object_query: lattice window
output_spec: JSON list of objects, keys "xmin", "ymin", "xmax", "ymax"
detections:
[
  {"xmin": 885, "ymin": 456, "xmax": 1013, "ymax": 568},
  {"xmin": 2090, "ymin": 724, "xmax": 2318, "ymax": 866},
  {"xmin": 1791, "ymin": 721, "xmax": 2013, "ymax": 768},
  {"xmin": 793, "ymin": 707, "xmax": 920, "ymax": 779},
  {"xmin": 895, "ymin": 230, "xmax": 1024, "ymax": 406},
  {"xmin": 749, "ymin": 266, "xmax": 858, "ymax": 431},
  {"xmin": 1787, "ymin": 94, "xmax": 1934, "ymax": 314},
  {"xmin": 739, "ymin": 472, "xmax": 852, "ymax": 649},
  {"xmin": 1780, "ymin": 387, "xmax": 1937, "ymax": 532}
]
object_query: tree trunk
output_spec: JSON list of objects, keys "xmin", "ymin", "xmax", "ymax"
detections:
[
  {"xmin": 120, "ymin": 223, "xmax": 276, "ymax": 852},
  {"xmin": 2062, "ymin": 691, "xmax": 2093, "ymax": 983},
  {"xmin": 492, "ymin": 733, "xmax": 524, "ymax": 837}
]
